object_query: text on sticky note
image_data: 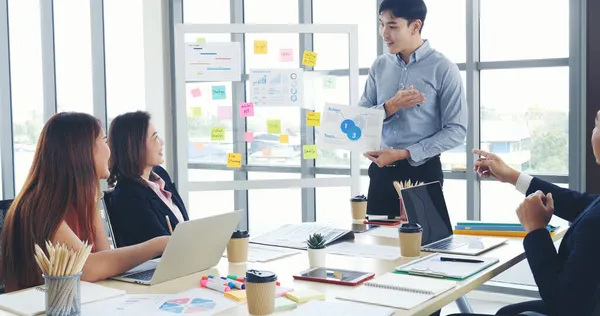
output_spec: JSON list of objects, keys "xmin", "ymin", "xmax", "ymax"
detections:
[
  {"xmin": 280, "ymin": 134, "xmax": 289, "ymax": 144},
  {"xmin": 240, "ymin": 102, "xmax": 255, "ymax": 117},
  {"xmin": 302, "ymin": 50, "xmax": 318, "ymax": 67},
  {"xmin": 303, "ymin": 145, "xmax": 317, "ymax": 159},
  {"xmin": 191, "ymin": 107, "xmax": 202, "ymax": 117},
  {"xmin": 244, "ymin": 132, "xmax": 254, "ymax": 142},
  {"xmin": 211, "ymin": 85, "xmax": 226, "ymax": 100},
  {"xmin": 267, "ymin": 119, "xmax": 281, "ymax": 134},
  {"xmin": 279, "ymin": 48, "xmax": 294, "ymax": 62},
  {"xmin": 306, "ymin": 112, "xmax": 321, "ymax": 127},
  {"xmin": 227, "ymin": 153, "xmax": 242, "ymax": 168},
  {"xmin": 254, "ymin": 40, "xmax": 268, "ymax": 54},
  {"xmin": 217, "ymin": 106, "xmax": 232, "ymax": 120},
  {"xmin": 210, "ymin": 127, "xmax": 225, "ymax": 141}
]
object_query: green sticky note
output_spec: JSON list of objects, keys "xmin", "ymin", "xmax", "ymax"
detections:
[
  {"xmin": 267, "ymin": 119, "xmax": 281, "ymax": 134},
  {"xmin": 191, "ymin": 107, "xmax": 202, "ymax": 117},
  {"xmin": 211, "ymin": 127, "xmax": 225, "ymax": 141},
  {"xmin": 303, "ymin": 145, "xmax": 317, "ymax": 159}
]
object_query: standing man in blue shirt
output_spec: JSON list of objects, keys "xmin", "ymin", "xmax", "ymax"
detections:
[{"xmin": 361, "ymin": 0, "xmax": 467, "ymax": 219}]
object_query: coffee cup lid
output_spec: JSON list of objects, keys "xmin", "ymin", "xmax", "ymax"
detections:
[
  {"xmin": 350, "ymin": 194, "xmax": 367, "ymax": 202},
  {"xmin": 245, "ymin": 270, "xmax": 277, "ymax": 283},
  {"xmin": 399, "ymin": 223, "xmax": 423, "ymax": 233},
  {"xmin": 231, "ymin": 230, "xmax": 249, "ymax": 238}
]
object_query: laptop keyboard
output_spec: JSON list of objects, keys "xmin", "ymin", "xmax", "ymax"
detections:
[
  {"xmin": 428, "ymin": 236, "xmax": 470, "ymax": 250},
  {"xmin": 126, "ymin": 269, "xmax": 155, "ymax": 281}
]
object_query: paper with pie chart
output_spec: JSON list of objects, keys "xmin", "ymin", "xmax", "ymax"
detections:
[
  {"xmin": 155, "ymin": 288, "xmax": 240, "ymax": 315},
  {"xmin": 249, "ymin": 68, "xmax": 304, "ymax": 106},
  {"xmin": 317, "ymin": 103, "xmax": 384, "ymax": 152}
]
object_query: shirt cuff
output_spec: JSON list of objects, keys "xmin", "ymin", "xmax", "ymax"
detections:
[
  {"xmin": 405, "ymin": 143, "xmax": 426, "ymax": 164},
  {"xmin": 515, "ymin": 172, "xmax": 534, "ymax": 195}
]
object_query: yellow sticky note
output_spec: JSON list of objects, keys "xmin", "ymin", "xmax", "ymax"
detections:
[
  {"xmin": 227, "ymin": 153, "xmax": 242, "ymax": 168},
  {"xmin": 303, "ymin": 145, "xmax": 317, "ymax": 159},
  {"xmin": 254, "ymin": 40, "xmax": 268, "ymax": 54},
  {"xmin": 191, "ymin": 107, "xmax": 202, "ymax": 117},
  {"xmin": 267, "ymin": 119, "xmax": 281, "ymax": 134},
  {"xmin": 280, "ymin": 134, "xmax": 289, "ymax": 144},
  {"xmin": 210, "ymin": 127, "xmax": 225, "ymax": 141},
  {"xmin": 196, "ymin": 38, "xmax": 206, "ymax": 43},
  {"xmin": 306, "ymin": 112, "xmax": 321, "ymax": 127},
  {"xmin": 302, "ymin": 50, "xmax": 318, "ymax": 67}
]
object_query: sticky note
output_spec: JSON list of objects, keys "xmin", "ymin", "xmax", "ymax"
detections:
[
  {"xmin": 323, "ymin": 76, "xmax": 336, "ymax": 89},
  {"xmin": 193, "ymin": 142, "xmax": 204, "ymax": 150},
  {"xmin": 240, "ymin": 102, "xmax": 255, "ymax": 117},
  {"xmin": 306, "ymin": 112, "xmax": 321, "ymax": 127},
  {"xmin": 191, "ymin": 107, "xmax": 202, "ymax": 117},
  {"xmin": 225, "ymin": 290, "xmax": 247, "ymax": 302},
  {"xmin": 254, "ymin": 40, "xmax": 268, "ymax": 54},
  {"xmin": 279, "ymin": 48, "xmax": 294, "ymax": 62},
  {"xmin": 303, "ymin": 145, "xmax": 317, "ymax": 159},
  {"xmin": 210, "ymin": 127, "xmax": 225, "ymax": 141},
  {"xmin": 211, "ymin": 85, "xmax": 226, "ymax": 100},
  {"xmin": 302, "ymin": 50, "xmax": 318, "ymax": 67},
  {"xmin": 280, "ymin": 134, "xmax": 289, "ymax": 144},
  {"xmin": 267, "ymin": 119, "xmax": 281, "ymax": 134},
  {"xmin": 244, "ymin": 132, "xmax": 254, "ymax": 142},
  {"xmin": 227, "ymin": 153, "xmax": 242, "ymax": 168},
  {"xmin": 196, "ymin": 38, "xmax": 206, "ymax": 43},
  {"xmin": 191, "ymin": 87, "xmax": 202, "ymax": 97},
  {"xmin": 217, "ymin": 106, "xmax": 232, "ymax": 120}
]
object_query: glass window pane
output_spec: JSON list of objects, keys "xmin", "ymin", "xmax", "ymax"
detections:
[
  {"xmin": 248, "ymin": 172, "xmax": 301, "ymax": 235},
  {"xmin": 9, "ymin": 0, "xmax": 43, "ymax": 194},
  {"xmin": 54, "ymin": 0, "xmax": 93, "ymax": 113},
  {"xmin": 313, "ymin": 0, "xmax": 377, "ymax": 69},
  {"xmin": 481, "ymin": 67, "xmax": 569, "ymax": 175},
  {"xmin": 444, "ymin": 179, "xmax": 466, "ymax": 223},
  {"xmin": 188, "ymin": 170, "xmax": 234, "ymax": 219},
  {"xmin": 104, "ymin": 0, "xmax": 146, "ymax": 119},
  {"xmin": 480, "ymin": 0, "xmax": 568, "ymax": 61},
  {"xmin": 183, "ymin": 0, "xmax": 230, "ymax": 23},
  {"xmin": 440, "ymin": 70, "xmax": 467, "ymax": 171},
  {"xmin": 421, "ymin": 0, "xmax": 466, "ymax": 63},
  {"xmin": 316, "ymin": 175, "xmax": 369, "ymax": 224}
]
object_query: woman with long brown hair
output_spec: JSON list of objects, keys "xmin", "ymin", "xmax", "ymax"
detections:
[{"xmin": 0, "ymin": 112, "xmax": 169, "ymax": 293}]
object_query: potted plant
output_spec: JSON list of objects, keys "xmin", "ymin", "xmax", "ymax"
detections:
[{"xmin": 306, "ymin": 233, "xmax": 327, "ymax": 267}]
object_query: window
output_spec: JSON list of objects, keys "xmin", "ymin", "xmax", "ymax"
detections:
[
  {"xmin": 316, "ymin": 175, "xmax": 369, "ymax": 224},
  {"xmin": 313, "ymin": 0, "xmax": 377, "ymax": 69},
  {"xmin": 421, "ymin": 0, "xmax": 466, "ymax": 64},
  {"xmin": 183, "ymin": 0, "xmax": 230, "ymax": 23},
  {"xmin": 440, "ymin": 70, "xmax": 467, "ymax": 171},
  {"xmin": 54, "ymin": 0, "xmax": 93, "ymax": 114},
  {"xmin": 443, "ymin": 179, "xmax": 467, "ymax": 223},
  {"xmin": 248, "ymin": 172, "xmax": 302, "ymax": 235},
  {"xmin": 481, "ymin": 67, "xmax": 569, "ymax": 175},
  {"xmin": 188, "ymin": 170, "xmax": 234, "ymax": 219},
  {"xmin": 8, "ymin": 0, "xmax": 44, "ymax": 194},
  {"xmin": 104, "ymin": 0, "xmax": 146, "ymax": 120},
  {"xmin": 480, "ymin": 0, "xmax": 568, "ymax": 61}
]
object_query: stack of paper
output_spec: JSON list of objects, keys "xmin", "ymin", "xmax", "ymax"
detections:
[
  {"xmin": 250, "ymin": 223, "xmax": 354, "ymax": 249},
  {"xmin": 326, "ymin": 242, "xmax": 401, "ymax": 260},
  {"xmin": 223, "ymin": 244, "xmax": 301, "ymax": 262}
]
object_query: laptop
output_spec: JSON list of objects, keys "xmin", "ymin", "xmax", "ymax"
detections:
[
  {"xmin": 400, "ymin": 182, "xmax": 507, "ymax": 256},
  {"xmin": 111, "ymin": 211, "xmax": 242, "ymax": 285}
]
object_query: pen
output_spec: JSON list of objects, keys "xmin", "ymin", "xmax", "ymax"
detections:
[
  {"xmin": 166, "ymin": 215, "xmax": 173, "ymax": 234},
  {"xmin": 440, "ymin": 257, "xmax": 483, "ymax": 263},
  {"xmin": 200, "ymin": 279, "xmax": 231, "ymax": 292}
]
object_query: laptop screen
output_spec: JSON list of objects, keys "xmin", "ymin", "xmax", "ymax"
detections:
[{"xmin": 400, "ymin": 182, "xmax": 453, "ymax": 246}]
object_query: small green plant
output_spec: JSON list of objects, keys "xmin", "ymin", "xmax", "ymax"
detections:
[{"xmin": 306, "ymin": 233, "xmax": 326, "ymax": 249}]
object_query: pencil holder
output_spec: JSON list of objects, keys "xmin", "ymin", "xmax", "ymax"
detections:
[{"xmin": 43, "ymin": 273, "xmax": 82, "ymax": 316}]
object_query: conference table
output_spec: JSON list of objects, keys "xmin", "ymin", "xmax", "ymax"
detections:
[{"xmin": 94, "ymin": 225, "xmax": 567, "ymax": 316}]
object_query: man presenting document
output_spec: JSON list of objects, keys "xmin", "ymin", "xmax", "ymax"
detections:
[{"xmin": 360, "ymin": 0, "xmax": 467, "ymax": 219}]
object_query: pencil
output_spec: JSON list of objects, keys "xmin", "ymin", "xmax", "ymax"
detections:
[{"xmin": 166, "ymin": 215, "xmax": 173, "ymax": 234}]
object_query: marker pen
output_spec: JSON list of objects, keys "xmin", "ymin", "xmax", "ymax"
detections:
[
  {"xmin": 221, "ymin": 277, "xmax": 246, "ymax": 290},
  {"xmin": 200, "ymin": 279, "xmax": 231, "ymax": 292}
]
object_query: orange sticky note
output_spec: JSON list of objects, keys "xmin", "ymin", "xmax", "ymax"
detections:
[
  {"xmin": 193, "ymin": 142, "xmax": 204, "ymax": 150},
  {"xmin": 280, "ymin": 134, "xmax": 289, "ymax": 144}
]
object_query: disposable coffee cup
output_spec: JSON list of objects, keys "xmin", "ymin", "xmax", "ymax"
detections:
[
  {"xmin": 245, "ymin": 269, "xmax": 277, "ymax": 315},
  {"xmin": 350, "ymin": 194, "xmax": 368, "ymax": 220},
  {"xmin": 227, "ymin": 230, "xmax": 249, "ymax": 263},
  {"xmin": 398, "ymin": 223, "xmax": 422, "ymax": 258}
]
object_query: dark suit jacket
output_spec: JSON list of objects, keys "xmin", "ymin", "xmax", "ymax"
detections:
[
  {"xmin": 524, "ymin": 177, "xmax": 600, "ymax": 316},
  {"xmin": 109, "ymin": 166, "xmax": 189, "ymax": 248}
]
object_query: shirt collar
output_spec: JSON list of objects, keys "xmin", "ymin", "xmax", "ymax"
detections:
[
  {"xmin": 142, "ymin": 172, "xmax": 166, "ymax": 189},
  {"xmin": 396, "ymin": 39, "xmax": 432, "ymax": 65}
]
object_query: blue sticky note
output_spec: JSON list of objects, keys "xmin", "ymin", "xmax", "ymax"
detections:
[{"xmin": 211, "ymin": 85, "xmax": 226, "ymax": 100}]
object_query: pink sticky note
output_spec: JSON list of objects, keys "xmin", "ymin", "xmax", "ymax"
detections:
[
  {"xmin": 191, "ymin": 87, "xmax": 201, "ymax": 98},
  {"xmin": 279, "ymin": 49, "xmax": 294, "ymax": 62},
  {"xmin": 240, "ymin": 102, "xmax": 255, "ymax": 117},
  {"xmin": 217, "ymin": 106, "xmax": 232, "ymax": 120},
  {"xmin": 244, "ymin": 132, "xmax": 254, "ymax": 142}
]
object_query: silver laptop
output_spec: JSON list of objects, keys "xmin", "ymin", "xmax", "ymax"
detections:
[
  {"xmin": 111, "ymin": 211, "xmax": 242, "ymax": 285},
  {"xmin": 400, "ymin": 182, "xmax": 507, "ymax": 256}
]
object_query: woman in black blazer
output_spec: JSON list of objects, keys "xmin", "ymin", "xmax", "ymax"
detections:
[{"xmin": 107, "ymin": 111, "xmax": 189, "ymax": 248}]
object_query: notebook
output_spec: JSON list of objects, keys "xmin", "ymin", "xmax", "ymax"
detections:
[
  {"xmin": 288, "ymin": 300, "xmax": 395, "ymax": 316},
  {"xmin": 394, "ymin": 253, "xmax": 499, "ymax": 280},
  {"xmin": 336, "ymin": 273, "xmax": 456, "ymax": 310},
  {"xmin": 0, "ymin": 282, "xmax": 126, "ymax": 316}
]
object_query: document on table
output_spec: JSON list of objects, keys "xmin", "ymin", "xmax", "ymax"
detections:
[
  {"xmin": 250, "ymin": 223, "xmax": 354, "ymax": 250},
  {"xmin": 316, "ymin": 103, "xmax": 383, "ymax": 152},
  {"xmin": 288, "ymin": 300, "xmax": 394, "ymax": 316},
  {"xmin": 326, "ymin": 242, "xmax": 401, "ymax": 260},
  {"xmin": 364, "ymin": 227, "xmax": 399, "ymax": 239},
  {"xmin": 223, "ymin": 244, "xmax": 302, "ymax": 262}
]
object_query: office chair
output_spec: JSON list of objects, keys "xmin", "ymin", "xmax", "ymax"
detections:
[
  {"xmin": 0, "ymin": 199, "xmax": 14, "ymax": 294},
  {"xmin": 99, "ymin": 191, "xmax": 119, "ymax": 249}
]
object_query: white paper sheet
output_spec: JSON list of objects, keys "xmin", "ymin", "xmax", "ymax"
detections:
[
  {"xmin": 249, "ymin": 68, "xmax": 304, "ymax": 106},
  {"xmin": 287, "ymin": 300, "xmax": 395, "ymax": 316},
  {"xmin": 327, "ymin": 242, "xmax": 401, "ymax": 260},
  {"xmin": 317, "ymin": 103, "xmax": 383, "ymax": 152},
  {"xmin": 364, "ymin": 227, "xmax": 400, "ymax": 239},
  {"xmin": 223, "ymin": 244, "xmax": 302, "ymax": 262},
  {"xmin": 185, "ymin": 42, "xmax": 242, "ymax": 82}
]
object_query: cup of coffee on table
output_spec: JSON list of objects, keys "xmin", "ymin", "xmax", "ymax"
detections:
[
  {"xmin": 245, "ymin": 269, "xmax": 277, "ymax": 315},
  {"xmin": 398, "ymin": 223, "xmax": 422, "ymax": 258},
  {"xmin": 350, "ymin": 194, "xmax": 368, "ymax": 221},
  {"xmin": 227, "ymin": 230, "xmax": 249, "ymax": 263}
]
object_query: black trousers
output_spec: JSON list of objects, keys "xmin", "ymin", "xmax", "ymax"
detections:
[
  {"xmin": 447, "ymin": 300, "xmax": 548, "ymax": 316},
  {"xmin": 366, "ymin": 156, "xmax": 444, "ymax": 218}
]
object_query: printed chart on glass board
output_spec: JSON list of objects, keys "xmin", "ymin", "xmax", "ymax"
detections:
[
  {"xmin": 249, "ymin": 68, "xmax": 304, "ymax": 106},
  {"xmin": 185, "ymin": 42, "xmax": 242, "ymax": 82},
  {"xmin": 317, "ymin": 103, "xmax": 384, "ymax": 152}
]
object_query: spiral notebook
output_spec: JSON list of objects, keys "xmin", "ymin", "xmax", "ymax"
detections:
[{"xmin": 336, "ymin": 273, "xmax": 456, "ymax": 310}]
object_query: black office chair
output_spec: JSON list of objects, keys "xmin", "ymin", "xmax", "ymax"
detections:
[
  {"xmin": 100, "ymin": 190, "xmax": 122, "ymax": 249},
  {"xmin": 0, "ymin": 199, "xmax": 14, "ymax": 295}
]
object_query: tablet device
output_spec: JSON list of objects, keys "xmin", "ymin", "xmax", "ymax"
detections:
[
  {"xmin": 364, "ymin": 219, "xmax": 401, "ymax": 226},
  {"xmin": 292, "ymin": 267, "xmax": 375, "ymax": 286}
]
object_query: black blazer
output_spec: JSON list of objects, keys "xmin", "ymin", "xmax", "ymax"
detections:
[
  {"xmin": 523, "ymin": 177, "xmax": 600, "ymax": 316},
  {"xmin": 109, "ymin": 166, "xmax": 189, "ymax": 248}
]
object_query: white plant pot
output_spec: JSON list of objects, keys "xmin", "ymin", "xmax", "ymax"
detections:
[{"xmin": 307, "ymin": 248, "xmax": 327, "ymax": 267}]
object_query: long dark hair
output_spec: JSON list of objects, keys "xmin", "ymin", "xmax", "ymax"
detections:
[
  {"xmin": 107, "ymin": 111, "xmax": 151, "ymax": 187},
  {"xmin": 0, "ymin": 112, "xmax": 102, "ymax": 292}
]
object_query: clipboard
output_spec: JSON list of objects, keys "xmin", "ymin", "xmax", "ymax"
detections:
[{"xmin": 393, "ymin": 253, "xmax": 499, "ymax": 280}]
